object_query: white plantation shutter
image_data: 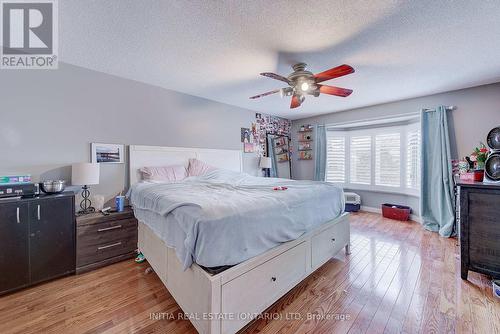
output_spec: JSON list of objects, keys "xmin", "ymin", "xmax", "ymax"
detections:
[
  {"xmin": 406, "ymin": 127, "xmax": 421, "ymax": 189},
  {"xmin": 350, "ymin": 136, "xmax": 372, "ymax": 184},
  {"xmin": 326, "ymin": 135, "xmax": 346, "ymax": 183},
  {"xmin": 324, "ymin": 121, "xmax": 420, "ymax": 195},
  {"xmin": 375, "ymin": 133, "xmax": 401, "ymax": 187}
]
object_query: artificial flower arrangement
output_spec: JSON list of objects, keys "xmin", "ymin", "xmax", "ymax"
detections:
[
  {"xmin": 457, "ymin": 142, "xmax": 490, "ymax": 182},
  {"xmin": 469, "ymin": 142, "xmax": 490, "ymax": 170}
]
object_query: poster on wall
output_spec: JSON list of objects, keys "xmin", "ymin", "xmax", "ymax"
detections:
[
  {"xmin": 243, "ymin": 143, "xmax": 255, "ymax": 153},
  {"xmin": 241, "ymin": 128, "xmax": 251, "ymax": 143},
  {"xmin": 251, "ymin": 112, "xmax": 291, "ymax": 157}
]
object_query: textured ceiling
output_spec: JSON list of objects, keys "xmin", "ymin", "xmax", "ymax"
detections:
[{"xmin": 59, "ymin": 0, "xmax": 500, "ymax": 120}]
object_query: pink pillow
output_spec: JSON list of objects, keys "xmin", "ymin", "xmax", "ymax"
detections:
[
  {"xmin": 140, "ymin": 165, "xmax": 187, "ymax": 182},
  {"xmin": 187, "ymin": 158, "xmax": 216, "ymax": 177}
]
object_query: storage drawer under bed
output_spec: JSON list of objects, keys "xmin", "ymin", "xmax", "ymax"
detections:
[
  {"xmin": 311, "ymin": 218, "xmax": 350, "ymax": 269},
  {"xmin": 221, "ymin": 241, "xmax": 308, "ymax": 334}
]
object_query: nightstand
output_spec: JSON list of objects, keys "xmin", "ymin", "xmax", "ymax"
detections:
[{"xmin": 76, "ymin": 207, "xmax": 137, "ymax": 274}]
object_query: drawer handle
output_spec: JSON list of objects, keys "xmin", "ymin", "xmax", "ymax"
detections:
[
  {"xmin": 97, "ymin": 242, "xmax": 122, "ymax": 250},
  {"xmin": 37, "ymin": 205, "xmax": 41, "ymax": 221},
  {"xmin": 98, "ymin": 225, "xmax": 122, "ymax": 232},
  {"xmin": 271, "ymin": 276, "xmax": 277, "ymax": 282},
  {"xmin": 16, "ymin": 207, "xmax": 20, "ymax": 224}
]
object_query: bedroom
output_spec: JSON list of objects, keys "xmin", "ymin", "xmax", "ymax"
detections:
[{"xmin": 0, "ymin": 1, "xmax": 499, "ymax": 333}]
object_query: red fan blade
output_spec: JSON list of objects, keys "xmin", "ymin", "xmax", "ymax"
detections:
[
  {"xmin": 314, "ymin": 64, "xmax": 354, "ymax": 83},
  {"xmin": 290, "ymin": 95, "xmax": 301, "ymax": 109},
  {"xmin": 260, "ymin": 72, "xmax": 291, "ymax": 84},
  {"xmin": 319, "ymin": 85, "xmax": 353, "ymax": 97},
  {"xmin": 249, "ymin": 89, "xmax": 280, "ymax": 99}
]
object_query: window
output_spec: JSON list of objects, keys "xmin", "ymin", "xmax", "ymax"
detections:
[
  {"xmin": 375, "ymin": 133, "xmax": 400, "ymax": 187},
  {"xmin": 326, "ymin": 136, "xmax": 345, "ymax": 183},
  {"xmin": 406, "ymin": 125, "xmax": 421, "ymax": 189},
  {"xmin": 350, "ymin": 136, "xmax": 371, "ymax": 184},
  {"xmin": 326, "ymin": 122, "xmax": 420, "ymax": 196}
]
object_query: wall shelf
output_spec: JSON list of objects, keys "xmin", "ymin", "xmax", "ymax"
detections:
[{"xmin": 297, "ymin": 125, "xmax": 314, "ymax": 161}]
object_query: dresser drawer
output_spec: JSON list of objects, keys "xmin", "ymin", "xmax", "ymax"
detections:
[
  {"xmin": 77, "ymin": 218, "xmax": 137, "ymax": 267},
  {"xmin": 77, "ymin": 218, "xmax": 137, "ymax": 246},
  {"xmin": 221, "ymin": 242, "xmax": 307, "ymax": 334},
  {"xmin": 77, "ymin": 235, "xmax": 137, "ymax": 267},
  {"xmin": 311, "ymin": 219, "xmax": 349, "ymax": 269}
]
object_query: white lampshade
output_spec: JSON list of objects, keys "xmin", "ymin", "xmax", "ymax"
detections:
[
  {"xmin": 72, "ymin": 163, "xmax": 100, "ymax": 185},
  {"xmin": 259, "ymin": 157, "xmax": 272, "ymax": 169}
]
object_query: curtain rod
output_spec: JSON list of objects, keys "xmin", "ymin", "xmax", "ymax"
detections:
[{"xmin": 422, "ymin": 106, "xmax": 456, "ymax": 112}]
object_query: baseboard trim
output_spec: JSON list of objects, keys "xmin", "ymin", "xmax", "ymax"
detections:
[
  {"xmin": 360, "ymin": 206, "xmax": 380, "ymax": 214},
  {"xmin": 360, "ymin": 206, "xmax": 421, "ymax": 223}
]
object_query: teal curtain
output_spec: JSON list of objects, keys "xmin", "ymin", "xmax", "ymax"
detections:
[
  {"xmin": 267, "ymin": 135, "xmax": 278, "ymax": 177},
  {"xmin": 420, "ymin": 106, "xmax": 455, "ymax": 237},
  {"xmin": 314, "ymin": 125, "xmax": 327, "ymax": 181}
]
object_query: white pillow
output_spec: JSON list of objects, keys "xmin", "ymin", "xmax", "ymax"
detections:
[
  {"xmin": 187, "ymin": 158, "xmax": 216, "ymax": 177},
  {"xmin": 140, "ymin": 165, "xmax": 187, "ymax": 182}
]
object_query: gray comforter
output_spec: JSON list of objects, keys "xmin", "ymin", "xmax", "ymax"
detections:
[{"xmin": 128, "ymin": 169, "xmax": 344, "ymax": 270}]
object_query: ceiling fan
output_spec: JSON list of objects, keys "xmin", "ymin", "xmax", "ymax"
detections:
[{"xmin": 249, "ymin": 63, "xmax": 355, "ymax": 109}]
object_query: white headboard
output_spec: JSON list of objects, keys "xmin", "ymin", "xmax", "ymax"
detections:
[{"xmin": 129, "ymin": 145, "xmax": 243, "ymax": 185}]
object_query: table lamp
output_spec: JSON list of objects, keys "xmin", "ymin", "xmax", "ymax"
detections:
[
  {"xmin": 259, "ymin": 156, "xmax": 272, "ymax": 177},
  {"xmin": 72, "ymin": 162, "xmax": 100, "ymax": 215}
]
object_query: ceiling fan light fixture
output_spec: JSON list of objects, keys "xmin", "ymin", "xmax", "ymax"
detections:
[{"xmin": 250, "ymin": 63, "xmax": 354, "ymax": 109}]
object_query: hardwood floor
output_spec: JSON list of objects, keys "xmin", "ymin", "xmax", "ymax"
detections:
[{"xmin": 0, "ymin": 212, "xmax": 498, "ymax": 334}]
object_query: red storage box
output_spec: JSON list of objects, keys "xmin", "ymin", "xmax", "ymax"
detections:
[
  {"xmin": 459, "ymin": 170, "xmax": 484, "ymax": 182},
  {"xmin": 382, "ymin": 204, "xmax": 411, "ymax": 221}
]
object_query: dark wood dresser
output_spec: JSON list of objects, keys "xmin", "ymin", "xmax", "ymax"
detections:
[
  {"xmin": 458, "ymin": 181, "xmax": 500, "ymax": 280},
  {"xmin": 0, "ymin": 192, "xmax": 75, "ymax": 295},
  {"xmin": 76, "ymin": 207, "xmax": 137, "ymax": 274}
]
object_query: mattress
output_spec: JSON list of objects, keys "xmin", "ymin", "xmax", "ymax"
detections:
[{"xmin": 128, "ymin": 169, "xmax": 344, "ymax": 270}]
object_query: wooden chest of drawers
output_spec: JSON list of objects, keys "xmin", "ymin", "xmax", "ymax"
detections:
[
  {"xmin": 458, "ymin": 181, "xmax": 500, "ymax": 280},
  {"xmin": 76, "ymin": 207, "xmax": 137, "ymax": 274}
]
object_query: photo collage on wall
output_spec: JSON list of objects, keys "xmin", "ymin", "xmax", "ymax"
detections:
[{"xmin": 241, "ymin": 113, "xmax": 291, "ymax": 157}]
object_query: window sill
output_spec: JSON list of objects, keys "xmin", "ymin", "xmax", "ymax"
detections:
[{"xmin": 329, "ymin": 183, "xmax": 420, "ymax": 197}]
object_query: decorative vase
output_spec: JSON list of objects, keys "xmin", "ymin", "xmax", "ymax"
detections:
[{"xmin": 458, "ymin": 160, "xmax": 469, "ymax": 174}]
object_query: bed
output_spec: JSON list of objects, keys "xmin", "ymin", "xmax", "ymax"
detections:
[{"xmin": 129, "ymin": 145, "xmax": 350, "ymax": 334}]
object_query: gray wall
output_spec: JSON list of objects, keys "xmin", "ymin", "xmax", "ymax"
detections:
[
  {"xmin": 291, "ymin": 83, "xmax": 500, "ymax": 215},
  {"xmin": 0, "ymin": 63, "xmax": 260, "ymax": 204}
]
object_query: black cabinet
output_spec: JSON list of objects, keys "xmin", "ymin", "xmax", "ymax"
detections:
[
  {"xmin": 459, "ymin": 181, "xmax": 500, "ymax": 280},
  {"xmin": 0, "ymin": 193, "xmax": 75, "ymax": 295},
  {"xmin": 0, "ymin": 202, "xmax": 29, "ymax": 292}
]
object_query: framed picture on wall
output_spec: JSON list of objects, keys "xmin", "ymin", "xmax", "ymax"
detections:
[{"xmin": 91, "ymin": 143, "xmax": 125, "ymax": 163}]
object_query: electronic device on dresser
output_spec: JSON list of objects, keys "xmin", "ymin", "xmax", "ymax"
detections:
[
  {"xmin": 0, "ymin": 192, "xmax": 75, "ymax": 295},
  {"xmin": 484, "ymin": 126, "xmax": 500, "ymax": 183},
  {"xmin": 0, "ymin": 182, "xmax": 39, "ymax": 199}
]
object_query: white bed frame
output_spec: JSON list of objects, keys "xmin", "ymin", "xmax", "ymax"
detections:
[{"xmin": 129, "ymin": 145, "xmax": 350, "ymax": 334}]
